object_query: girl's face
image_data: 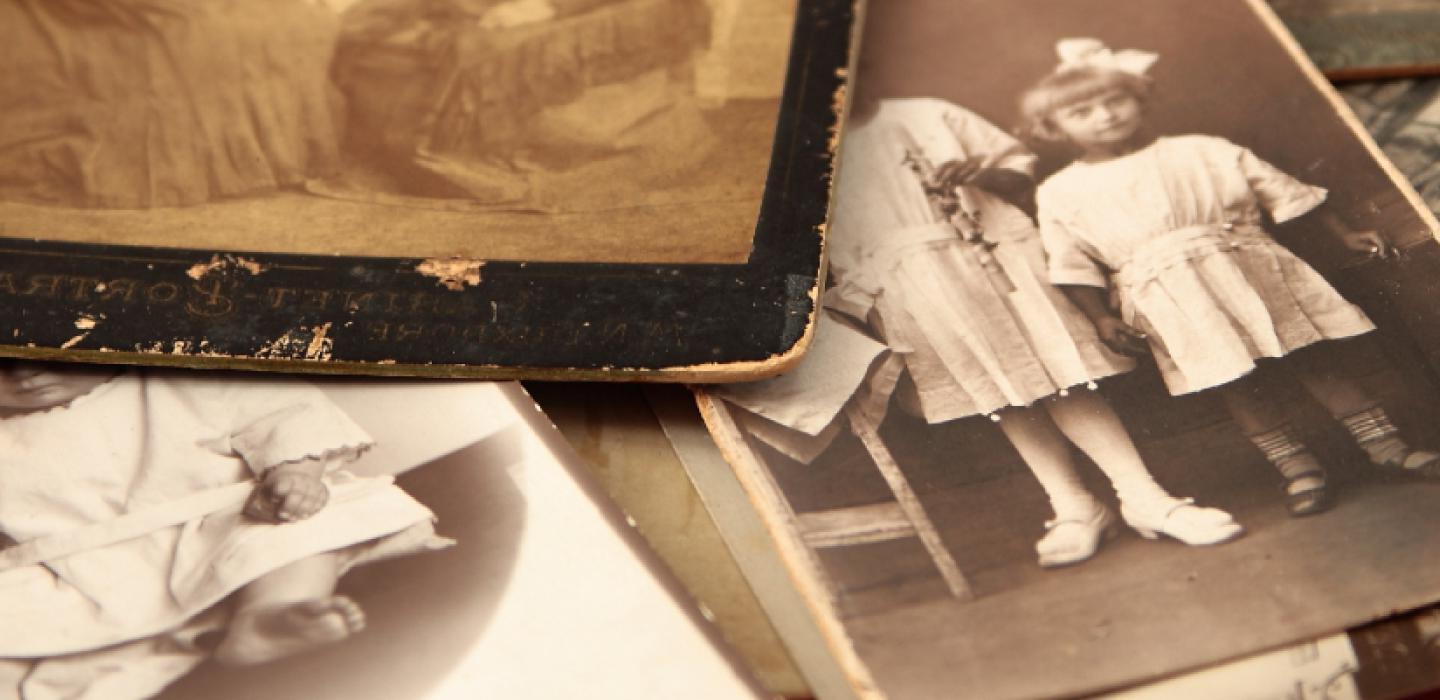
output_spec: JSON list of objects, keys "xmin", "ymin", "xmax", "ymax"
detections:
[
  {"xmin": 0, "ymin": 363, "xmax": 116, "ymax": 414},
  {"xmin": 1049, "ymin": 88, "xmax": 1144, "ymax": 152}
]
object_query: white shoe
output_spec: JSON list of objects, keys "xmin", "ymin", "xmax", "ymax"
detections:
[
  {"xmin": 1120, "ymin": 497, "xmax": 1243, "ymax": 546},
  {"xmin": 1036, "ymin": 504, "xmax": 1116, "ymax": 568}
]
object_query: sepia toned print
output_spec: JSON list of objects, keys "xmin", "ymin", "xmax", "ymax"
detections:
[
  {"xmin": 0, "ymin": 377, "xmax": 762, "ymax": 700},
  {"xmin": 0, "ymin": 0, "xmax": 850, "ymax": 381},
  {"xmin": 0, "ymin": 370, "xmax": 480, "ymax": 699},
  {"xmin": 0, "ymin": 0, "xmax": 793, "ymax": 263},
  {"xmin": 701, "ymin": 0, "xmax": 1440, "ymax": 697}
]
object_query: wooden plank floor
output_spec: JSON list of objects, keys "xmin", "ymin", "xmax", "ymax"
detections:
[{"xmin": 836, "ymin": 422, "xmax": 1440, "ymax": 699}]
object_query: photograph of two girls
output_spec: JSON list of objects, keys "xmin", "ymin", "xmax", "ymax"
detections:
[{"xmin": 712, "ymin": 0, "xmax": 1440, "ymax": 696}]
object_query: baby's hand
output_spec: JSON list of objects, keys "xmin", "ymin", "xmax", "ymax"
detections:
[
  {"xmin": 1338, "ymin": 229, "xmax": 1395, "ymax": 260},
  {"xmin": 245, "ymin": 466, "xmax": 329, "ymax": 523},
  {"xmin": 1095, "ymin": 316, "xmax": 1150, "ymax": 356}
]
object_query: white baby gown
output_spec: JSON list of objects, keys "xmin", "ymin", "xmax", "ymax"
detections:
[
  {"xmin": 827, "ymin": 98, "xmax": 1133, "ymax": 421},
  {"xmin": 1038, "ymin": 135, "xmax": 1376, "ymax": 394},
  {"xmin": 0, "ymin": 374, "xmax": 447, "ymax": 699}
]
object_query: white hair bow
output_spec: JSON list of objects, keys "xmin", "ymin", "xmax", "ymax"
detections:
[{"xmin": 1055, "ymin": 38, "xmax": 1158, "ymax": 76}]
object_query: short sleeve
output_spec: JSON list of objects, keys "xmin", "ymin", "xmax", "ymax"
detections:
[
  {"xmin": 941, "ymin": 103, "xmax": 1037, "ymax": 176},
  {"xmin": 225, "ymin": 382, "xmax": 374, "ymax": 475},
  {"xmin": 1234, "ymin": 143, "xmax": 1327, "ymax": 223},
  {"xmin": 1037, "ymin": 188, "xmax": 1109, "ymax": 288}
]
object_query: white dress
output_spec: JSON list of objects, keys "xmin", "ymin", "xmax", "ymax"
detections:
[
  {"xmin": 1038, "ymin": 134, "xmax": 1376, "ymax": 395},
  {"xmin": 0, "ymin": 374, "xmax": 447, "ymax": 698},
  {"xmin": 827, "ymin": 98, "xmax": 1134, "ymax": 421}
]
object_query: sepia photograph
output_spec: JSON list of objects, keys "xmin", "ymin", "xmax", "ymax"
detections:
[
  {"xmin": 701, "ymin": 0, "xmax": 1440, "ymax": 697},
  {"xmin": 0, "ymin": 375, "xmax": 760, "ymax": 700},
  {"xmin": 0, "ymin": 0, "xmax": 849, "ymax": 379},
  {"xmin": 0, "ymin": 0, "xmax": 794, "ymax": 264}
]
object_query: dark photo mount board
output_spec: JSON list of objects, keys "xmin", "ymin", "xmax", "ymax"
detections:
[{"xmin": 0, "ymin": 0, "xmax": 855, "ymax": 381}]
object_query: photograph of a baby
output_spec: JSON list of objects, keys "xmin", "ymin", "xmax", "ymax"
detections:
[
  {"xmin": 705, "ymin": 0, "xmax": 1440, "ymax": 697},
  {"xmin": 1, "ymin": 373, "xmax": 762, "ymax": 700},
  {"xmin": 0, "ymin": 362, "xmax": 453, "ymax": 698},
  {"xmin": 0, "ymin": 0, "xmax": 793, "ymax": 263}
]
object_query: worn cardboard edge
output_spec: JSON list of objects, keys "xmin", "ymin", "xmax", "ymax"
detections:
[
  {"xmin": 0, "ymin": 341, "xmax": 817, "ymax": 384},
  {"xmin": 1324, "ymin": 63, "xmax": 1440, "ymax": 82},
  {"xmin": 694, "ymin": 388, "xmax": 886, "ymax": 700},
  {"xmin": 506, "ymin": 382, "xmax": 775, "ymax": 698},
  {"xmin": 647, "ymin": 385, "xmax": 860, "ymax": 700},
  {"xmin": 0, "ymin": 237, "xmax": 825, "ymax": 382}
]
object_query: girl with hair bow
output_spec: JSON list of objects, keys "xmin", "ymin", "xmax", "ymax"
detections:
[
  {"xmin": 824, "ymin": 80, "xmax": 1243, "ymax": 569},
  {"xmin": 1023, "ymin": 38, "xmax": 1440, "ymax": 518}
]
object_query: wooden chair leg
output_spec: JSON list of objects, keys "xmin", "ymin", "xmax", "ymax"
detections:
[{"xmin": 845, "ymin": 406, "xmax": 974, "ymax": 601}]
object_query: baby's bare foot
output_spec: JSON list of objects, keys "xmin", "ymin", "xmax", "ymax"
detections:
[{"xmin": 214, "ymin": 595, "xmax": 366, "ymax": 665}]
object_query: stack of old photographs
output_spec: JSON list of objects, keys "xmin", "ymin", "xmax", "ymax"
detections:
[{"xmin": 11, "ymin": 0, "xmax": 1440, "ymax": 698}]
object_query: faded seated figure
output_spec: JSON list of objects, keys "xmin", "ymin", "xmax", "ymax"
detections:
[
  {"xmin": 0, "ymin": 0, "xmax": 706, "ymax": 211},
  {"xmin": 0, "ymin": 362, "xmax": 449, "ymax": 700},
  {"xmin": 333, "ymin": 0, "xmax": 715, "ymax": 207}
]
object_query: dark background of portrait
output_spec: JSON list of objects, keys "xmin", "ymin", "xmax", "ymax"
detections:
[{"xmin": 856, "ymin": 0, "xmax": 1433, "ymax": 249}]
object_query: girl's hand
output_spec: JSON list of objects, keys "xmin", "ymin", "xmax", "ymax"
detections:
[
  {"xmin": 245, "ymin": 466, "xmax": 329, "ymax": 523},
  {"xmin": 934, "ymin": 159, "xmax": 983, "ymax": 190},
  {"xmin": 1339, "ymin": 229, "xmax": 1395, "ymax": 259},
  {"xmin": 1094, "ymin": 316, "xmax": 1150, "ymax": 356}
]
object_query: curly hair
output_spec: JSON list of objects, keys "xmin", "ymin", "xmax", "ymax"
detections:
[{"xmin": 1018, "ymin": 66, "xmax": 1153, "ymax": 144}]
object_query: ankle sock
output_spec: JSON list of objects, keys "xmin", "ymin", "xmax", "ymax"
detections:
[
  {"xmin": 1247, "ymin": 424, "xmax": 1326, "ymax": 488},
  {"xmin": 1340, "ymin": 404, "xmax": 1404, "ymax": 461},
  {"xmin": 1338, "ymin": 404, "xmax": 1436, "ymax": 470}
]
